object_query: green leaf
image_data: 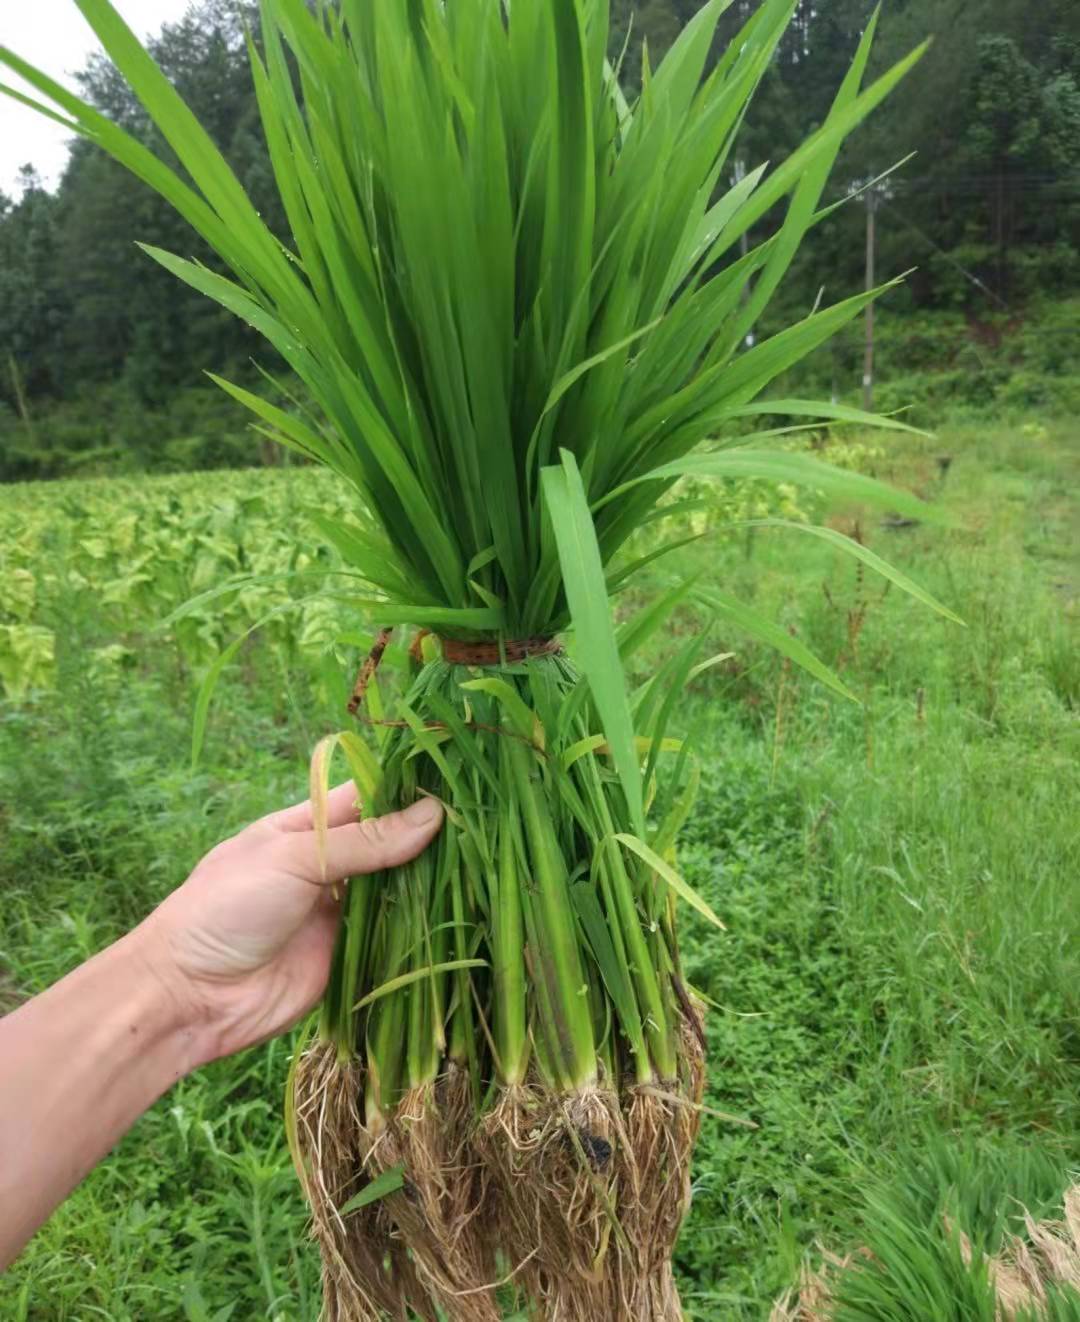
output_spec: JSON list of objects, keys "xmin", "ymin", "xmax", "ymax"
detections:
[
  {"xmin": 190, "ymin": 601, "xmax": 306, "ymax": 766},
  {"xmin": 542, "ymin": 452, "xmax": 644, "ymax": 835},
  {"xmin": 353, "ymin": 960, "xmax": 488, "ymax": 1011},
  {"xmin": 725, "ymin": 6, "xmax": 881, "ymax": 348},
  {"xmin": 616, "ymin": 577, "xmax": 700, "ymax": 662},
  {"xmin": 561, "ymin": 735, "xmax": 682, "ymax": 772},
  {"xmin": 71, "ymin": 0, "xmax": 296, "ymax": 301},
  {"xmin": 637, "ymin": 449, "xmax": 952, "ymax": 526},
  {"xmin": 190, "ymin": 634, "xmax": 244, "ymax": 771},
  {"xmin": 607, "ymin": 533, "xmax": 706, "ymax": 595},
  {"xmin": 365, "ymin": 605, "xmax": 504, "ymax": 631},
  {"xmin": 161, "ymin": 572, "xmax": 352, "ymax": 629},
  {"xmin": 338, "ymin": 1166, "xmax": 405, "ymax": 1216},
  {"xmin": 703, "ymin": 39, "xmax": 929, "ymax": 264},
  {"xmin": 560, "ymin": 734, "xmax": 607, "ymax": 771},
  {"xmin": 687, "ymin": 651, "xmax": 737, "ymax": 684},
  {"xmin": 543, "ymin": 317, "xmax": 662, "ymax": 416},
  {"xmin": 337, "ymin": 732, "xmax": 385, "ymax": 806},
  {"xmin": 0, "ymin": 82, "xmax": 80, "ymax": 133},
  {"xmin": 651, "ymin": 761, "xmax": 702, "ymax": 859},
  {"xmin": 742, "ymin": 520, "xmax": 966, "ymax": 625},
  {"xmin": 614, "ymin": 833, "xmax": 726, "ymax": 932},
  {"xmin": 460, "ymin": 677, "xmax": 542, "ymax": 746},
  {"xmin": 307, "ymin": 513, "xmax": 420, "ymax": 602},
  {"xmin": 696, "ymin": 588, "xmax": 859, "ymax": 704},
  {"xmin": 568, "ymin": 871, "xmax": 647, "ymax": 1066},
  {"xmin": 207, "ymin": 373, "xmax": 335, "ymax": 465},
  {"xmin": 730, "ymin": 397, "xmax": 929, "ymax": 437}
]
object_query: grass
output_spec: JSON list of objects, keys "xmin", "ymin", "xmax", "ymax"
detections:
[
  {"xmin": 1, "ymin": 416, "xmax": 1077, "ymax": 1318},
  {"xmin": 773, "ymin": 1141, "xmax": 1080, "ymax": 1320}
]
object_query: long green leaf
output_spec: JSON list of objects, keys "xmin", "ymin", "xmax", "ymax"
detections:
[
  {"xmin": 631, "ymin": 449, "xmax": 952, "ymax": 526},
  {"xmin": 161, "ymin": 572, "xmax": 355, "ymax": 629},
  {"xmin": 614, "ymin": 833, "xmax": 726, "ymax": 931},
  {"xmin": 190, "ymin": 601, "xmax": 307, "ymax": 766},
  {"xmin": 730, "ymin": 397, "xmax": 928, "ymax": 437},
  {"xmin": 353, "ymin": 960, "xmax": 488, "ymax": 1011},
  {"xmin": 696, "ymin": 589, "xmax": 859, "ymax": 703},
  {"xmin": 542, "ymin": 317, "xmax": 662, "ymax": 416},
  {"xmin": 742, "ymin": 520, "xmax": 965, "ymax": 625},
  {"xmin": 460, "ymin": 678, "xmax": 542, "ymax": 746},
  {"xmin": 542, "ymin": 452, "xmax": 644, "ymax": 835},
  {"xmin": 191, "ymin": 634, "xmax": 248, "ymax": 770}
]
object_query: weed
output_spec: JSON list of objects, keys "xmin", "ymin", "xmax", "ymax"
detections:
[{"xmin": 1, "ymin": 420, "xmax": 1076, "ymax": 1317}]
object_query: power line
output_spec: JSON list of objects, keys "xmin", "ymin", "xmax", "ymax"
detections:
[
  {"xmin": 894, "ymin": 173, "xmax": 1080, "ymax": 187},
  {"xmin": 879, "ymin": 199, "xmax": 1009, "ymax": 309}
]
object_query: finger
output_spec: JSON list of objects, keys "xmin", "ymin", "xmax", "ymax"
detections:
[
  {"xmin": 271, "ymin": 781, "xmax": 361, "ymax": 834},
  {"xmin": 280, "ymin": 798, "xmax": 445, "ymax": 884}
]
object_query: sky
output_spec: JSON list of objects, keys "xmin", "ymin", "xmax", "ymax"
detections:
[{"xmin": 0, "ymin": 0, "xmax": 194, "ymax": 196}]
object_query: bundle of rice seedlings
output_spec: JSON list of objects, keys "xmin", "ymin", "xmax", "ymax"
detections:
[
  {"xmin": 772, "ymin": 1146, "xmax": 1080, "ymax": 1322},
  {"xmin": 3, "ymin": 2, "xmax": 954, "ymax": 1315},
  {"xmin": 772, "ymin": 1191, "xmax": 1080, "ymax": 1320}
]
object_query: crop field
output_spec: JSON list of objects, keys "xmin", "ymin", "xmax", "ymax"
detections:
[{"xmin": 1, "ymin": 419, "xmax": 1077, "ymax": 1319}]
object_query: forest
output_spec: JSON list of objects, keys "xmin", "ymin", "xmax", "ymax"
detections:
[{"xmin": 1, "ymin": 0, "xmax": 1078, "ymax": 479}]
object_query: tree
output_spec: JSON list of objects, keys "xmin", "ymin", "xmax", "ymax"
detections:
[
  {"xmin": 0, "ymin": 167, "xmax": 67, "ymax": 397},
  {"xmin": 51, "ymin": 0, "xmax": 277, "ymax": 401},
  {"xmin": 2, "ymin": 0, "xmax": 1079, "ymax": 479},
  {"xmin": 845, "ymin": 1, "xmax": 1080, "ymax": 304}
]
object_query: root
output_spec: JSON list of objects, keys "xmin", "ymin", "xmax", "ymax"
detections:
[
  {"xmin": 293, "ymin": 1038, "xmax": 424, "ymax": 1321},
  {"xmin": 477, "ymin": 1083, "xmax": 615, "ymax": 1314},
  {"xmin": 369, "ymin": 1070, "xmax": 500, "ymax": 1322},
  {"xmin": 296, "ymin": 1022, "xmax": 708, "ymax": 1321},
  {"xmin": 478, "ymin": 1078, "xmax": 695, "ymax": 1321}
]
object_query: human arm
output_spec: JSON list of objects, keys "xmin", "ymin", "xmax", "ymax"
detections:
[{"xmin": 0, "ymin": 785, "xmax": 443, "ymax": 1270}]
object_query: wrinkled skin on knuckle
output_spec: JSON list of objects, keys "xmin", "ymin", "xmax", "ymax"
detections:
[{"xmin": 358, "ymin": 815, "xmax": 393, "ymax": 851}]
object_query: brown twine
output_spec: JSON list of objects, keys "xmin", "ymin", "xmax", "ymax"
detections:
[
  {"xmin": 441, "ymin": 637, "xmax": 561, "ymax": 667},
  {"xmin": 346, "ymin": 631, "xmax": 561, "ymax": 717},
  {"xmin": 347, "ymin": 627, "xmax": 394, "ymax": 715}
]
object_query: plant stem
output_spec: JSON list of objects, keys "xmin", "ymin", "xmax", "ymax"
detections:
[
  {"xmin": 493, "ymin": 757, "xmax": 527, "ymax": 1085},
  {"xmin": 508, "ymin": 737, "xmax": 597, "ymax": 1090}
]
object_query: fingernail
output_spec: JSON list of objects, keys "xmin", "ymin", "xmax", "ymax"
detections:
[{"xmin": 401, "ymin": 797, "xmax": 443, "ymax": 829}]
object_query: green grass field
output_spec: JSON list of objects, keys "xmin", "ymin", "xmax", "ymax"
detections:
[{"xmin": 1, "ymin": 419, "xmax": 1077, "ymax": 1319}]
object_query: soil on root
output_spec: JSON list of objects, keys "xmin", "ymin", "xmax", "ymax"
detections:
[
  {"xmin": 477, "ymin": 1066, "xmax": 704, "ymax": 1322},
  {"xmin": 293, "ymin": 1040, "xmax": 428, "ymax": 1321},
  {"xmin": 622, "ymin": 1029, "xmax": 705, "ymax": 1280},
  {"xmin": 295, "ymin": 1023, "xmax": 707, "ymax": 1320},
  {"xmin": 366, "ymin": 1071, "xmax": 499, "ymax": 1322},
  {"xmin": 475, "ymin": 1084, "xmax": 625, "ymax": 1311}
]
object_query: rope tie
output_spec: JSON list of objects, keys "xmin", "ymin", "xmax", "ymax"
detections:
[
  {"xmin": 346, "ymin": 630, "xmax": 561, "ymax": 716},
  {"xmin": 440, "ymin": 636, "xmax": 561, "ymax": 667},
  {"xmin": 347, "ymin": 627, "xmax": 393, "ymax": 715}
]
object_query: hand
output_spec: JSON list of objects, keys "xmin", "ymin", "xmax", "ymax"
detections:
[
  {"xmin": 137, "ymin": 783, "xmax": 444, "ymax": 1064},
  {"xmin": 0, "ymin": 781, "xmax": 444, "ymax": 1270}
]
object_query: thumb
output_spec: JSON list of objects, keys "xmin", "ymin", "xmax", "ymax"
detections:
[{"xmin": 282, "ymin": 797, "xmax": 445, "ymax": 885}]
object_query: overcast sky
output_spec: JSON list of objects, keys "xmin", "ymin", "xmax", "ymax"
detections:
[{"xmin": 0, "ymin": 0, "xmax": 194, "ymax": 196}]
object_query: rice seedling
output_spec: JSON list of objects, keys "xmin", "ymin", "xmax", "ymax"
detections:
[
  {"xmin": 2, "ymin": 1, "xmax": 956, "ymax": 1316},
  {"xmin": 771, "ymin": 1144, "xmax": 1080, "ymax": 1321}
]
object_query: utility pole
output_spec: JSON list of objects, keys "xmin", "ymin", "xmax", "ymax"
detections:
[
  {"xmin": 863, "ymin": 188, "xmax": 877, "ymax": 412},
  {"xmin": 733, "ymin": 158, "xmax": 754, "ymax": 343}
]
